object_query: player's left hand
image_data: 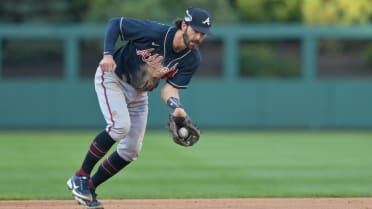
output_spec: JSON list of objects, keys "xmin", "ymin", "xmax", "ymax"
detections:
[
  {"xmin": 167, "ymin": 112, "xmax": 200, "ymax": 147},
  {"xmin": 172, "ymin": 108, "xmax": 186, "ymax": 117}
]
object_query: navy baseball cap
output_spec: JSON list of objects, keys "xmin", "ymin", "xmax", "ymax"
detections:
[{"xmin": 184, "ymin": 8, "xmax": 213, "ymax": 35}]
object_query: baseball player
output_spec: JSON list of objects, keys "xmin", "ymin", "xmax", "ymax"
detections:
[{"xmin": 67, "ymin": 7, "xmax": 212, "ymax": 209}]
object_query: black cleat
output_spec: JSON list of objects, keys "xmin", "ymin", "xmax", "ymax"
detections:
[
  {"xmin": 67, "ymin": 175, "xmax": 93, "ymax": 202},
  {"xmin": 73, "ymin": 189, "xmax": 104, "ymax": 209}
]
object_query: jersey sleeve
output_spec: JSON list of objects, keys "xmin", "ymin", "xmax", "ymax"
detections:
[{"xmin": 166, "ymin": 53, "xmax": 201, "ymax": 89}]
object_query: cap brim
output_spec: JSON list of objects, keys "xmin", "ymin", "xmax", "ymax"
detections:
[{"xmin": 190, "ymin": 25, "xmax": 213, "ymax": 36}]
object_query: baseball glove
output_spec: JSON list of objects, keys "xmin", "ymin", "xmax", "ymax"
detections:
[{"xmin": 168, "ymin": 114, "xmax": 201, "ymax": 147}]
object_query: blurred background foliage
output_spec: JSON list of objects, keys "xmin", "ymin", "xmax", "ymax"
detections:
[
  {"xmin": 236, "ymin": 0, "xmax": 302, "ymax": 23},
  {"xmin": 0, "ymin": 0, "xmax": 238, "ymax": 23},
  {"xmin": 1, "ymin": 0, "xmax": 372, "ymax": 78},
  {"xmin": 2, "ymin": 0, "xmax": 372, "ymax": 25},
  {"xmin": 303, "ymin": 0, "xmax": 372, "ymax": 25}
]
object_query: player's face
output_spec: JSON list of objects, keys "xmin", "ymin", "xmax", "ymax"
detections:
[{"xmin": 182, "ymin": 25, "xmax": 206, "ymax": 49}]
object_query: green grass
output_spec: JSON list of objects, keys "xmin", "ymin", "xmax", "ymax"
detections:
[{"xmin": 0, "ymin": 130, "xmax": 371, "ymax": 199}]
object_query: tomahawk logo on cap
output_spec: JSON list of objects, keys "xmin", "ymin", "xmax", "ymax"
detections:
[{"xmin": 184, "ymin": 8, "xmax": 213, "ymax": 35}]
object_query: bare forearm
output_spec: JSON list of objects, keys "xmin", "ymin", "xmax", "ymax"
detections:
[
  {"xmin": 161, "ymin": 83, "xmax": 180, "ymax": 104},
  {"xmin": 161, "ymin": 83, "xmax": 186, "ymax": 117}
]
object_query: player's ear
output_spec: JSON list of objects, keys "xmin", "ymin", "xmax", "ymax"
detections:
[{"xmin": 181, "ymin": 21, "xmax": 188, "ymax": 31}]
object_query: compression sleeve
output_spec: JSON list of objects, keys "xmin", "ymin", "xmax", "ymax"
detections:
[{"xmin": 103, "ymin": 18, "xmax": 122, "ymax": 55}]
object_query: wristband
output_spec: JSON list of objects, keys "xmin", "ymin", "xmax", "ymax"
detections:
[
  {"xmin": 103, "ymin": 51, "xmax": 113, "ymax": 55},
  {"xmin": 167, "ymin": 97, "xmax": 184, "ymax": 110}
]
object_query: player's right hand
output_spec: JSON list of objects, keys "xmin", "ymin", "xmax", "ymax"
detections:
[{"xmin": 99, "ymin": 54, "xmax": 117, "ymax": 72}]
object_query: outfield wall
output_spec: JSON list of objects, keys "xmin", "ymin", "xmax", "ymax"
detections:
[{"xmin": 0, "ymin": 24, "xmax": 371, "ymax": 129}]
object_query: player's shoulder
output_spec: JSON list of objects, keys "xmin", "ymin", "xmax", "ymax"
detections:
[
  {"xmin": 144, "ymin": 19, "xmax": 170, "ymax": 28},
  {"xmin": 122, "ymin": 17, "xmax": 170, "ymax": 31},
  {"xmin": 179, "ymin": 48, "xmax": 201, "ymax": 70},
  {"xmin": 189, "ymin": 48, "xmax": 202, "ymax": 63}
]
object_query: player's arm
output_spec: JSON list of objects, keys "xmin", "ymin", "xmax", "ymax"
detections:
[
  {"xmin": 99, "ymin": 18, "xmax": 123, "ymax": 72},
  {"xmin": 163, "ymin": 81, "xmax": 201, "ymax": 147},
  {"xmin": 161, "ymin": 83, "xmax": 186, "ymax": 117}
]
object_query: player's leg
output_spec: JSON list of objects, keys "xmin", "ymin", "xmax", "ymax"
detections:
[
  {"xmin": 68, "ymin": 68, "xmax": 131, "ymax": 203},
  {"xmin": 67, "ymin": 131, "xmax": 115, "ymax": 202},
  {"xmin": 72, "ymin": 131, "xmax": 116, "ymax": 178},
  {"xmin": 89, "ymin": 89, "xmax": 148, "ymax": 189}
]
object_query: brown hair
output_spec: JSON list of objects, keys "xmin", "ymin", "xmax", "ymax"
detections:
[{"xmin": 173, "ymin": 18, "xmax": 184, "ymax": 29}]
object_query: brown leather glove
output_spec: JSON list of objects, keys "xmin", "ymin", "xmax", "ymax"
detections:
[{"xmin": 168, "ymin": 114, "xmax": 201, "ymax": 147}]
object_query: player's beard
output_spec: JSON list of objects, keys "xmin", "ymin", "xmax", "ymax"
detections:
[{"xmin": 183, "ymin": 26, "xmax": 201, "ymax": 49}]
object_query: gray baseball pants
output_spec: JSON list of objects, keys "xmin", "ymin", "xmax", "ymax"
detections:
[{"xmin": 94, "ymin": 67, "xmax": 148, "ymax": 162}]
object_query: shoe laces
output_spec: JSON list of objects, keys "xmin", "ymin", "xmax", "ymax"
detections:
[{"xmin": 78, "ymin": 176, "xmax": 89, "ymax": 191}]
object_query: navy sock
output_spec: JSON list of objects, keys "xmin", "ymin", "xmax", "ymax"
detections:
[
  {"xmin": 90, "ymin": 151, "xmax": 130, "ymax": 188},
  {"xmin": 76, "ymin": 130, "xmax": 116, "ymax": 176}
]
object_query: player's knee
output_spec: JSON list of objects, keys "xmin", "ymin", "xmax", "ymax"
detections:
[
  {"xmin": 116, "ymin": 147, "xmax": 140, "ymax": 162},
  {"xmin": 108, "ymin": 122, "xmax": 131, "ymax": 141}
]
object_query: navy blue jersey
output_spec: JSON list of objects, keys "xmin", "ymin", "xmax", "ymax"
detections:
[{"xmin": 105, "ymin": 17, "xmax": 201, "ymax": 89}]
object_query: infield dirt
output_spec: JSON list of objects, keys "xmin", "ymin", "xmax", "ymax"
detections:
[{"xmin": 1, "ymin": 198, "xmax": 372, "ymax": 209}]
